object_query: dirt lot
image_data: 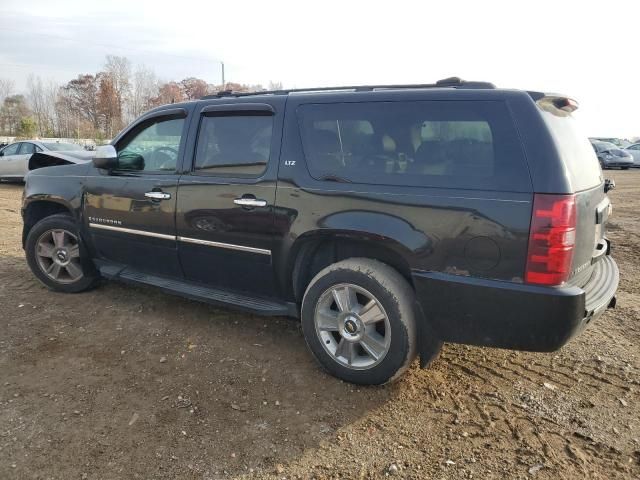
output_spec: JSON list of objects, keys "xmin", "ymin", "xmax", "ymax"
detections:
[{"xmin": 1, "ymin": 172, "xmax": 639, "ymax": 480}]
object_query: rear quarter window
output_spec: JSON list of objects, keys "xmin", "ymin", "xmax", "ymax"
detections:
[
  {"xmin": 538, "ymin": 103, "xmax": 603, "ymax": 191},
  {"xmin": 297, "ymin": 100, "xmax": 531, "ymax": 192}
]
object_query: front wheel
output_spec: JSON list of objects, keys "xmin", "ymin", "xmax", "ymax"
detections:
[
  {"xmin": 25, "ymin": 213, "xmax": 99, "ymax": 293},
  {"xmin": 301, "ymin": 258, "xmax": 437, "ymax": 385}
]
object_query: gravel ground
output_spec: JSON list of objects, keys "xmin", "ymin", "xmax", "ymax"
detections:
[{"xmin": 0, "ymin": 171, "xmax": 639, "ymax": 480}]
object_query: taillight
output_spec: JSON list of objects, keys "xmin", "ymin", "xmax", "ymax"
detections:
[
  {"xmin": 552, "ymin": 97, "xmax": 579, "ymax": 112},
  {"xmin": 525, "ymin": 194, "xmax": 577, "ymax": 286}
]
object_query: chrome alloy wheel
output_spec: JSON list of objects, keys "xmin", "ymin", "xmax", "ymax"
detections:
[
  {"xmin": 314, "ymin": 283, "xmax": 391, "ymax": 369},
  {"xmin": 35, "ymin": 229, "xmax": 83, "ymax": 284}
]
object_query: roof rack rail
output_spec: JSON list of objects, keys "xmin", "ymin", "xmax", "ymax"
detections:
[{"xmin": 200, "ymin": 77, "xmax": 495, "ymax": 99}]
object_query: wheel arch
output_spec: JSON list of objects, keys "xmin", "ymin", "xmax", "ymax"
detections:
[
  {"xmin": 22, "ymin": 199, "xmax": 75, "ymax": 247},
  {"xmin": 288, "ymin": 231, "xmax": 415, "ymax": 304}
]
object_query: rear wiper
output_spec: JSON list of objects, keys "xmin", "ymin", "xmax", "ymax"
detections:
[{"xmin": 317, "ymin": 174, "xmax": 352, "ymax": 183}]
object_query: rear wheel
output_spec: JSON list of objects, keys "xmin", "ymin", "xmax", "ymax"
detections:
[
  {"xmin": 25, "ymin": 214, "xmax": 98, "ymax": 293},
  {"xmin": 301, "ymin": 258, "xmax": 433, "ymax": 385}
]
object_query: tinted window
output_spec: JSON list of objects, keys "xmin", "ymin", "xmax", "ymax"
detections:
[
  {"xmin": 1, "ymin": 143, "xmax": 20, "ymax": 156},
  {"xmin": 297, "ymin": 101, "xmax": 530, "ymax": 191},
  {"xmin": 538, "ymin": 102, "xmax": 602, "ymax": 190},
  {"xmin": 194, "ymin": 114, "xmax": 272, "ymax": 177},
  {"xmin": 19, "ymin": 143, "xmax": 36, "ymax": 154},
  {"xmin": 116, "ymin": 117, "xmax": 185, "ymax": 172}
]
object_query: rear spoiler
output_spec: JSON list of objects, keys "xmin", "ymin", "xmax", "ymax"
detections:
[{"xmin": 528, "ymin": 91, "xmax": 579, "ymax": 113}]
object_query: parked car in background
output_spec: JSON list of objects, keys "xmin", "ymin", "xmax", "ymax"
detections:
[
  {"xmin": 590, "ymin": 137, "xmax": 631, "ymax": 148},
  {"xmin": 590, "ymin": 140, "xmax": 634, "ymax": 169},
  {"xmin": 0, "ymin": 140, "xmax": 94, "ymax": 181},
  {"xmin": 624, "ymin": 143, "xmax": 640, "ymax": 167}
]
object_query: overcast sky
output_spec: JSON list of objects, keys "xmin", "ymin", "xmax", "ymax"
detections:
[{"xmin": 1, "ymin": 0, "xmax": 638, "ymax": 137}]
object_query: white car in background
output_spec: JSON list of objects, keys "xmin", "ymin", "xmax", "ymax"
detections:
[
  {"xmin": 625, "ymin": 143, "xmax": 640, "ymax": 167},
  {"xmin": 0, "ymin": 141, "xmax": 94, "ymax": 181}
]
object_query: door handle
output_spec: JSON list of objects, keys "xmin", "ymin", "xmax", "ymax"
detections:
[
  {"xmin": 145, "ymin": 191, "xmax": 172, "ymax": 200},
  {"xmin": 234, "ymin": 197, "xmax": 268, "ymax": 207}
]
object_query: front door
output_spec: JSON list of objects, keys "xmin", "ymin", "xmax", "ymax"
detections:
[
  {"xmin": 0, "ymin": 143, "xmax": 23, "ymax": 177},
  {"xmin": 84, "ymin": 110, "xmax": 189, "ymax": 278},
  {"xmin": 176, "ymin": 101, "xmax": 284, "ymax": 297}
]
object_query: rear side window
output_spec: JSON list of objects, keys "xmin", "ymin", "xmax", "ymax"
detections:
[
  {"xmin": 297, "ymin": 100, "xmax": 531, "ymax": 191},
  {"xmin": 538, "ymin": 102, "xmax": 602, "ymax": 191},
  {"xmin": 194, "ymin": 114, "xmax": 273, "ymax": 177},
  {"xmin": 19, "ymin": 143, "xmax": 36, "ymax": 154}
]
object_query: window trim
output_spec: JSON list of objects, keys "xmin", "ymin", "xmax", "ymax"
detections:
[
  {"xmin": 189, "ymin": 110, "xmax": 274, "ymax": 179},
  {"xmin": 200, "ymin": 102, "xmax": 275, "ymax": 116}
]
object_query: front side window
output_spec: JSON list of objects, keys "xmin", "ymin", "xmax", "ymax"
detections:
[
  {"xmin": 194, "ymin": 114, "xmax": 273, "ymax": 177},
  {"xmin": 297, "ymin": 100, "xmax": 530, "ymax": 191},
  {"xmin": 116, "ymin": 117, "xmax": 185, "ymax": 172},
  {"xmin": 1, "ymin": 143, "xmax": 20, "ymax": 156}
]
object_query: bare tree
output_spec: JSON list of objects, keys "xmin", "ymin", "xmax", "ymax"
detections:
[
  {"xmin": 268, "ymin": 81, "xmax": 283, "ymax": 91},
  {"xmin": 27, "ymin": 75, "xmax": 48, "ymax": 136},
  {"xmin": 130, "ymin": 65, "xmax": 158, "ymax": 119},
  {"xmin": 0, "ymin": 78, "xmax": 14, "ymax": 104},
  {"xmin": 103, "ymin": 55, "xmax": 132, "ymax": 131},
  {"xmin": 54, "ymin": 88, "xmax": 74, "ymax": 138},
  {"xmin": 44, "ymin": 80, "xmax": 61, "ymax": 136}
]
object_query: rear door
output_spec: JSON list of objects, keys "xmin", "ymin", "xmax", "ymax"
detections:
[{"xmin": 176, "ymin": 99, "xmax": 285, "ymax": 297}]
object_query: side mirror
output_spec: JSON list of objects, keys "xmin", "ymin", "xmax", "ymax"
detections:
[{"xmin": 92, "ymin": 145, "xmax": 118, "ymax": 170}]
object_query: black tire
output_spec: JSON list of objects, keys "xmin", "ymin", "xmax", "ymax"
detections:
[
  {"xmin": 301, "ymin": 258, "xmax": 437, "ymax": 385},
  {"xmin": 25, "ymin": 213, "xmax": 99, "ymax": 293}
]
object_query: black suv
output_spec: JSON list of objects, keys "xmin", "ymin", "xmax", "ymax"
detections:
[{"xmin": 22, "ymin": 78, "xmax": 619, "ymax": 385}]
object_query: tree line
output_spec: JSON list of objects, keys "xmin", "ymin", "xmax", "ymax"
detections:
[{"xmin": 0, "ymin": 55, "xmax": 281, "ymax": 141}]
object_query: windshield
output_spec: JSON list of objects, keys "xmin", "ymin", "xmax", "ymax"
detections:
[
  {"xmin": 599, "ymin": 142, "xmax": 618, "ymax": 151},
  {"xmin": 42, "ymin": 142, "xmax": 84, "ymax": 152}
]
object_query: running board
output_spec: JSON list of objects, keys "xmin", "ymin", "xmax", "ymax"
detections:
[{"xmin": 98, "ymin": 264, "xmax": 297, "ymax": 317}]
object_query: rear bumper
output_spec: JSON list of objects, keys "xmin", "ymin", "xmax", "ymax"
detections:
[{"xmin": 413, "ymin": 255, "xmax": 619, "ymax": 356}]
